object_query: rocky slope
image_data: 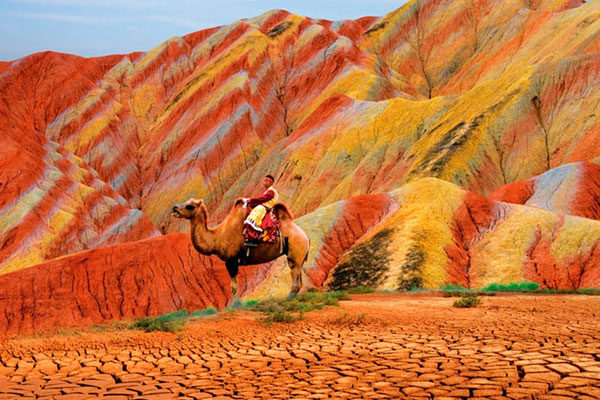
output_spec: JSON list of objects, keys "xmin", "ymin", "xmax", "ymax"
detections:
[
  {"xmin": 1, "ymin": 0, "xmax": 600, "ymax": 333},
  {"xmin": 245, "ymin": 177, "xmax": 600, "ymax": 298},
  {"xmin": 0, "ymin": 194, "xmax": 391, "ymax": 335}
]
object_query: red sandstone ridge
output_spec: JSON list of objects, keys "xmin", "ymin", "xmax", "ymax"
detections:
[
  {"xmin": 304, "ymin": 193, "xmax": 396, "ymax": 287},
  {"xmin": 0, "ymin": 234, "xmax": 232, "ymax": 336},
  {"xmin": 0, "ymin": 62, "xmax": 10, "ymax": 74},
  {"xmin": 445, "ymin": 182, "xmax": 600, "ymax": 290},
  {"xmin": 489, "ymin": 163, "xmax": 600, "ymax": 221},
  {"xmin": 0, "ymin": 192, "xmax": 399, "ymax": 336},
  {"xmin": 0, "ymin": 51, "xmax": 160, "ymax": 272},
  {"xmin": 2, "ymin": 0, "xmax": 600, "ymax": 334}
]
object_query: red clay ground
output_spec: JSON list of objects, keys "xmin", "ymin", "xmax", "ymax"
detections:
[{"xmin": 0, "ymin": 293, "xmax": 599, "ymax": 399}]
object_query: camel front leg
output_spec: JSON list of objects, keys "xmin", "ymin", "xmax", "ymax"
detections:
[
  {"xmin": 225, "ymin": 259, "xmax": 240, "ymax": 304},
  {"xmin": 231, "ymin": 276, "xmax": 238, "ymax": 297}
]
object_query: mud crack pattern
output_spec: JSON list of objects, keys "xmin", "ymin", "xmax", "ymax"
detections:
[{"xmin": 0, "ymin": 294, "xmax": 599, "ymax": 399}]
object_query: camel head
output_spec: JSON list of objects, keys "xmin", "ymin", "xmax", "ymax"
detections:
[{"xmin": 172, "ymin": 198, "xmax": 204, "ymax": 220}]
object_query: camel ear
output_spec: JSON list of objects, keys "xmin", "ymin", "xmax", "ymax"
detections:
[{"xmin": 190, "ymin": 198, "xmax": 203, "ymax": 206}]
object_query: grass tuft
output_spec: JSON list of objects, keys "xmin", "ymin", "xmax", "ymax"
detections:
[
  {"xmin": 480, "ymin": 282, "xmax": 600, "ymax": 295},
  {"xmin": 453, "ymin": 293, "xmax": 481, "ymax": 308},
  {"xmin": 330, "ymin": 312, "xmax": 368, "ymax": 327},
  {"xmin": 262, "ymin": 310, "xmax": 300, "ymax": 324},
  {"xmin": 482, "ymin": 281, "xmax": 539, "ymax": 292},
  {"xmin": 441, "ymin": 283, "xmax": 469, "ymax": 291},
  {"xmin": 245, "ymin": 290, "xmax": 349, "ymax": 324},
  {"xmin": 130, "ymin": 307, "xmax": 218, "ymax": 333},
  {"xmin": 346, "ymin": 285, "xmax": 376, "ymax": 294},
  {"xmin": 190, "ymin": 307, "xmax": 218, "ymax": 318}
]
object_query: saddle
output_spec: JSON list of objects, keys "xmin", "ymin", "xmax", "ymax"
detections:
[{"xmin": 243, "ymin": 209, "xmax": 279, "ymax": 244}]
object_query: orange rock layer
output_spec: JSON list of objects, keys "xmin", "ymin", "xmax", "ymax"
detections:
[
  {"xmin": 0, "ymin": 234, "xmax": 231, "ymax": 336},
  {"xmin": 1, "ymin": 0, "xmax": 600, "ymax": 334}
]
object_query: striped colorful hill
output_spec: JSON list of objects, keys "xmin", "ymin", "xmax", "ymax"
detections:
[{"xmin": 1, "ymin": 0, "xmax": 600, "ymax": 333}]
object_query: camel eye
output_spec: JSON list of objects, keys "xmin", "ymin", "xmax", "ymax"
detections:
[{"xmin": 185, "ymin": 204, "xmax": 196, "ymax": 210}]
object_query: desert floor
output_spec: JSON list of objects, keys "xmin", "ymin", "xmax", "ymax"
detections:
[{"xmin": 0, "ymin": 293, "xmax": 599, "ymax": 399}]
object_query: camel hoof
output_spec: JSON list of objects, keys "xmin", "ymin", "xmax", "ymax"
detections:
[
  {"xmin": 286, "ymin": 292, "xmax": 297, "ymax": 300},
  {"xmin": 228, "ymin": 296, "xmax": 243, "ymax": 310}
]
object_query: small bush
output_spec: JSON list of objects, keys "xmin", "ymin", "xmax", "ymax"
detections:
[
  {"xmin": 441, "ymin": 283, "xmax": 468, "ymax": 291},
  {"xmin": 346, "ymin": 285, "xmax": 376, "ymax": 294},
  {"xmin": 480, "ymin": 281, "xmax": 600, "ymax": 295},
  {"xmin": 453, "ymin": 293, "xmax": 481, "ymax": 308},
  {"xmin": 227, "ymin": 297, "xmax": 244, "ymax": 310},
  {"xmin": 441, "ymin": 289, "xmax": 496, "ymax": 298},
  {"xmin": 243, "ymin": 299, "xmax": 259, "ymax": 307},
  {"xmin": 130, "ymin": 307, "xmax": 218, "ymax": 333},
  {"xmin": 326, "ymin": 290, "xmax": 350, "ymax": 302},
  {"xmin": 190, "ymin": 307, "xmax": 218, "ymax": 318},
  {"xmin": 89, "ymin": 321, "xmax": 128, "ymax": 333},
  {"xmin": 262, "ymin": 310, "xmax": 299, "ymax": 324},
  {"xmin": 330, "ymin": 312, "xmax": 368, "ymax": 327},
  {"xmin": 246, "ymin": 290, "xmax": 350, "ymax": 324},
  {"xmin": 574, "ymin": 288, "xmax": 600, "ymax": 295},
  {"xmin": 131, "ymin": 315, "xmax": 185, "ymax": 333},
  {"xmin": 443, "ymin": 290, "xmax": 472, "ymax": 297},
  {"xmin": 482, "ymin": 281, "xmax": 539, "ymax": 292}
]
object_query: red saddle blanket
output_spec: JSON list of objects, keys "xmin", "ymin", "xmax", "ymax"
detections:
[{"xmin": 244, "ymin": 210, "xmax": 279, "ymax": 243}]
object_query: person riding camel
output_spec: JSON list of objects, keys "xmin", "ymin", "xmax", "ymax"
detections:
[{"xmin": 243, "ymin": 174, "xmax": 279, "ymax": 246}]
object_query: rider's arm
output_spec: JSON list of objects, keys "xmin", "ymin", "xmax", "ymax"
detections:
[{"xmin": 247, "ymin": 189, "xmax": 274, "ymax": 208}]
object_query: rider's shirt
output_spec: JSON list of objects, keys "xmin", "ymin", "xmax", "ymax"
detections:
[{"xmin": 248, "ymin": 187, "xmax": 278, "ymax": 210}]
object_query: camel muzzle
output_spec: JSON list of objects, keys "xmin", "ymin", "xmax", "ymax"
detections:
[{"xmin": 171, "ymin": 206, "xmax": 182, "ymax": 218}]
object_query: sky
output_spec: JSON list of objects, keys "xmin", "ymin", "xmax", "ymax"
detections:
[{"xmin": 0, "ymin": 0, "xmax": 406, "ymax": 61}]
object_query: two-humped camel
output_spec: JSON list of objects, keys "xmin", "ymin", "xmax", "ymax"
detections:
[{"xmin": 172, "ymin": 198, "xmax": 310, "ymax": 300}]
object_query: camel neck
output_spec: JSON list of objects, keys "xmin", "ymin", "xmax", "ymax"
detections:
[{"xmin": 190, "ymin": 215, "xmax": 217, "ymax": 254}]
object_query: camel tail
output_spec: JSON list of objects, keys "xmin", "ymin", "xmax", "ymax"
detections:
[{"xmin": 303, "ymin": 236, "xmax": 310, "ymax": 264}]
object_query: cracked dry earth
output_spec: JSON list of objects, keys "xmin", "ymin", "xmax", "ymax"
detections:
[{"xmin": 0, "ymin": 293, "xmax": 599, "ymax": 400}]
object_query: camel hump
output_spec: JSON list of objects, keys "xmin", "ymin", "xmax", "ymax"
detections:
[
  {"xmin": 233, "ymin": 198, "xmax": 245, "ymax": 208},
  {"xmin": 273, "ymin": 203, "xmax": 294, "ymax": 221}
]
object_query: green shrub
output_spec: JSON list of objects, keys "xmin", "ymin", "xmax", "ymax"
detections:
[
  {"xmin": 536, "ymin": 287, "xmax": 600, "ymax": 295},
  {"xmin": 453, "ymin": 293, "xmax": 481, "ymax": 308},
  {"xmin": 575, "ymin": 288, "xmax": 600, "ymax": 295},
  {"xmin": 190, "ymin": 307, "xmax": 218, "ymax": 317},
  {"xmin": 243, "ymin": 299, "xmax": 259, "ymax": 307},
  {"xmin": 130, "ymin": 314, "xmax": 184, "ymax": 333},
  {"xmin": 331, "ymin": 312, "xmax": 367, "ymax": 327},
  {"xmin": 262, "ymin": 310, "xmax": 299, "ymax": 324},
  {"xmin": 346, "ymin": 285, "xmax": 376, "ymax": 294},
  {"xmin": 89, "ymin": 321, "xmax": 128, "ymax": 333},
  {"xmin": 482, "ymin": 281, "xmax": 539, "ymax": 292},
  {"xmin": 246, "ymin": 290, "xmax": 350, "ymax": 324},
  {"xmin": 441, "ymin": 283, "xmax": 468, "ymax": 291},
  {"xmin": 130, "ymin": 307, "xmax": 218, "ymax": 333}
]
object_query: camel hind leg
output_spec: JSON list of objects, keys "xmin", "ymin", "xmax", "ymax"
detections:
[
  {"xmin": 286, "ymin": 235, "xmax": 309, "ymax": 299},
  {"xmin": 287, "ymin": 258, "xmax": 303, "ymax": 299}
]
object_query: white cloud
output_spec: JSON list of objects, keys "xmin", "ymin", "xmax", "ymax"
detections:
[
  {"xmin": 148, "ymin": 15, "xmax": 200, "ymax": 29},
  {"xmin": 0, "ymin": 10, "xmax": 97, "ymax": 24},
  {"xmin": 3, "ymin": 0, "xmax": 190, "ymax": 8}
]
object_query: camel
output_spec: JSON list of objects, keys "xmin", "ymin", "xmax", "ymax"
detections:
[{"xmin": 171, "ymin": 198, "xmax": 310, "ymax": 300}]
